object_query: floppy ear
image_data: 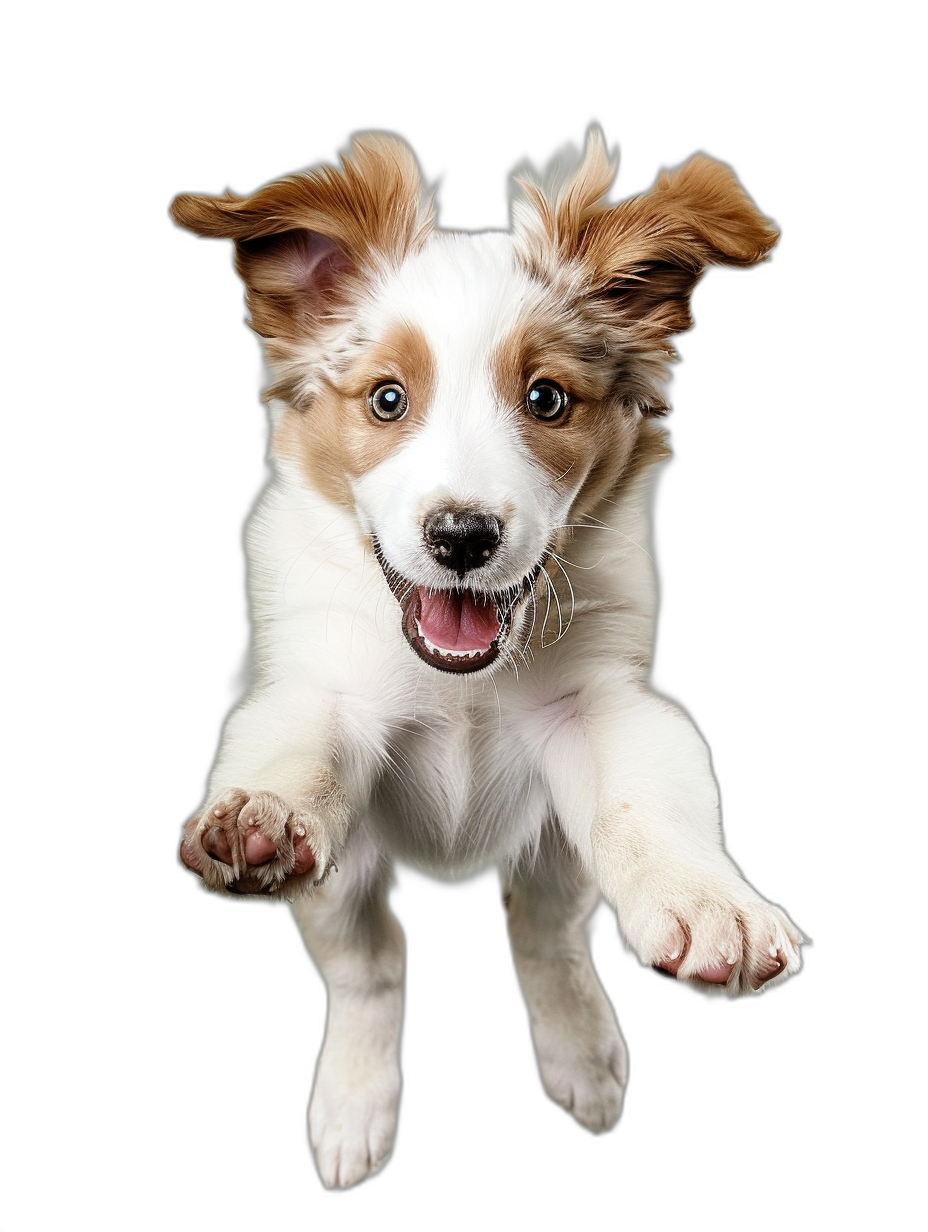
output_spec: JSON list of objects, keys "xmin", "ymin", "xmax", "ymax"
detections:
[
  {"xmin": 170, "ymin": 134, "xmax": 432, "ymax": 339},
  {"xmin": 515, "ymin": 130, "xmax": 779, "ymax": 340},
  {"xmin": 584, "ymin": 152, "xmax": 779, "ymax": 337}
]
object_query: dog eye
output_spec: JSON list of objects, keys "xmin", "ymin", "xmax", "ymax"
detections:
[
  {"xmin": 526, "ymin": 380, "xmax": 568, "ymax": 421},
  {"xmin": 369, "ymin": 381, "xmax": 409, "ymax": 422}
]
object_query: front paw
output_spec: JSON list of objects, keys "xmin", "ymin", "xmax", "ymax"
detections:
[
  {"xmin": 620, "ymin": 870, "xmax": 803, "ymax": 995},
  {"xmin": 180, "ymin": 788, "xmax": 329, "ymax": 898}
]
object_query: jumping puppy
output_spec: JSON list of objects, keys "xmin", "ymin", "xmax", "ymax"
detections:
[{"xmin": 172, "ymin": 132, "xmax": 803, "ymax": 1188}]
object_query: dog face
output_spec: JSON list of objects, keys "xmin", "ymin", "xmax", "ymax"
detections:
[
  {"xmin": 333, "ymin": 235, "xmax": 616, "ymax": 673},
  {"xmin": 171, "ymin": 132, "xmax": 777, "ymax": 673}
]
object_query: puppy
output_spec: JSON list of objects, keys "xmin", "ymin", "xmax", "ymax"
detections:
[{"xmin": 172, "ymin": 131, "xmax": 802, "ymax": 1188}]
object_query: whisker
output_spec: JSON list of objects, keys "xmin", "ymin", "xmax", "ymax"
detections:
[
  {"xmin": 540, "ymin": 566, "xmax": 554, "ymax": 648},
  {"xmin": 592, "ymin": 503, "xmax": 655, "ymax": 560},
  {"xmin": 536, "ymin": 564, "xmax": 560, "ymax": 648},
  {"xmin": 547, "ymin": 554, "xmax": 576, "ymax": 644},
  {"xmin": 526, "ymin": 582, "xmax": 539, "ymax": 647}
]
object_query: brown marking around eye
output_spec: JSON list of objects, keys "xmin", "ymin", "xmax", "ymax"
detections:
[
  {"xmin": 491, "ymin": 301, "xmax": 642, "ymax": 514},
  {"xmin": 272, "ymin": 319, "xmax": 435, "ymax": 508}
]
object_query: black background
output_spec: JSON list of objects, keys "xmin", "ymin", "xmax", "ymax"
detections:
[{"xmin": 158, "ymin": 84, "xmax": 833, "ymax": 1212}]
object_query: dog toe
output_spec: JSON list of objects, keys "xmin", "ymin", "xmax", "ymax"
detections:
[{"xmin": 181, "ymin": 789, "xmax": 320, "ymax": 896}]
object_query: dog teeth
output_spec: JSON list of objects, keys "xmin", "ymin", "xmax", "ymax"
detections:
[{"xmin": 415, "ymin": 621, "xmax": 485, "ymax": 659}]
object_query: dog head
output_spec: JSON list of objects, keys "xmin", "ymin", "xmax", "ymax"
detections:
[{"xmin": 171, "ymin": 131, "xmax": 777, "ymax": 674}]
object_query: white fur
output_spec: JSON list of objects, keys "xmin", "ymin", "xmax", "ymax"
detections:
[{"xmin": 186, "ymin": 214, "xmax": 802, "ymax": 1189}]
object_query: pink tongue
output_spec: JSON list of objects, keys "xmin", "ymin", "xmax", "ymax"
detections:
[{"xmin": 417, "ymin": 589, "xmax": 501, "ymax": 652}]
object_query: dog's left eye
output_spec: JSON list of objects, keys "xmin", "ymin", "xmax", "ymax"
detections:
[
  {"xmin": 369, "ymin": 381, "xmax": 409, "ymax": 422},
  {"xmin": 526, "ymin": 380, "xmax": 568, "ymax": 421}
]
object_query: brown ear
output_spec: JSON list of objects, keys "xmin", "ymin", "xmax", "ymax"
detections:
[
  {"xmin": 515, "ymin": 131, "xmax": 779, "ymax": 339},
  {"xmin": 170, "ymin": 134, "xmax": 432, "ymax": 339},
  {"xmin": 586, "ymin": 154, "xmax": 779, "ymax": 336}
]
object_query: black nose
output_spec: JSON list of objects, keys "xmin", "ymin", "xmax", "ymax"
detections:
[{"xmin": 423, "ymin": 509, "xmax": 503, "ymax": 576}]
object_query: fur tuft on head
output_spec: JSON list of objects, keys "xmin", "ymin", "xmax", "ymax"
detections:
[{"xmin": 512, "ymin": 126, "xmax": 617, "ymax": 255}]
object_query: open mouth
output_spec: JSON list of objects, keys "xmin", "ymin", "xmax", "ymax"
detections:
[{"xmin": 373, "ymin": 541, "xmax": 542, "ymax": 674}]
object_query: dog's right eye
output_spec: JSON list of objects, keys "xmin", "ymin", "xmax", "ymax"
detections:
[
  {"xmin": 526, "ymin": 379, "xmax": 568, "ymax": 422},
  {"xmin": 369, "ymin": 382, "xmax": 409, "ymax": 422}
]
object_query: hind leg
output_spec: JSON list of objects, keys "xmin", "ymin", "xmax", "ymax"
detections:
[
  {"xmin": 291, "ymin": 830, "xmax": 404, "ymax": 1189},
  {"xmin": 504, "ymin": 824, "xmax": 627, "ymax": 1132}
]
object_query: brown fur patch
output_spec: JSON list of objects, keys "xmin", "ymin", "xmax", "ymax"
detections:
[
  {"xmin": 273, "ymin": 320, "xmax": 435, "ymax": 507},
  {"xmin": 491, "ymin": 297, "xmax": 647, "ymax": 524},
  {"xmin": 504, "ymin": 130, "xmax": 773, "ymax": 528}
]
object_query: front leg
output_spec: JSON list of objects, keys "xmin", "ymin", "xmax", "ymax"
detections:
[
  {"xmin": 555, "ymin": 686, "xmax": 803, "ymax": 993},
  {"xmin": 180, "ymin": 685, "xmax": 351, "ymax": 897},
  {"xmin": 597, "ymin": 808, "xmax": 803, "ymax": 994}
]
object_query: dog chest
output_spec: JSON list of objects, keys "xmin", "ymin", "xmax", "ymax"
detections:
[{"xmin": 364, "ymin": 704, "xmax": 552, "ymax": 872}]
